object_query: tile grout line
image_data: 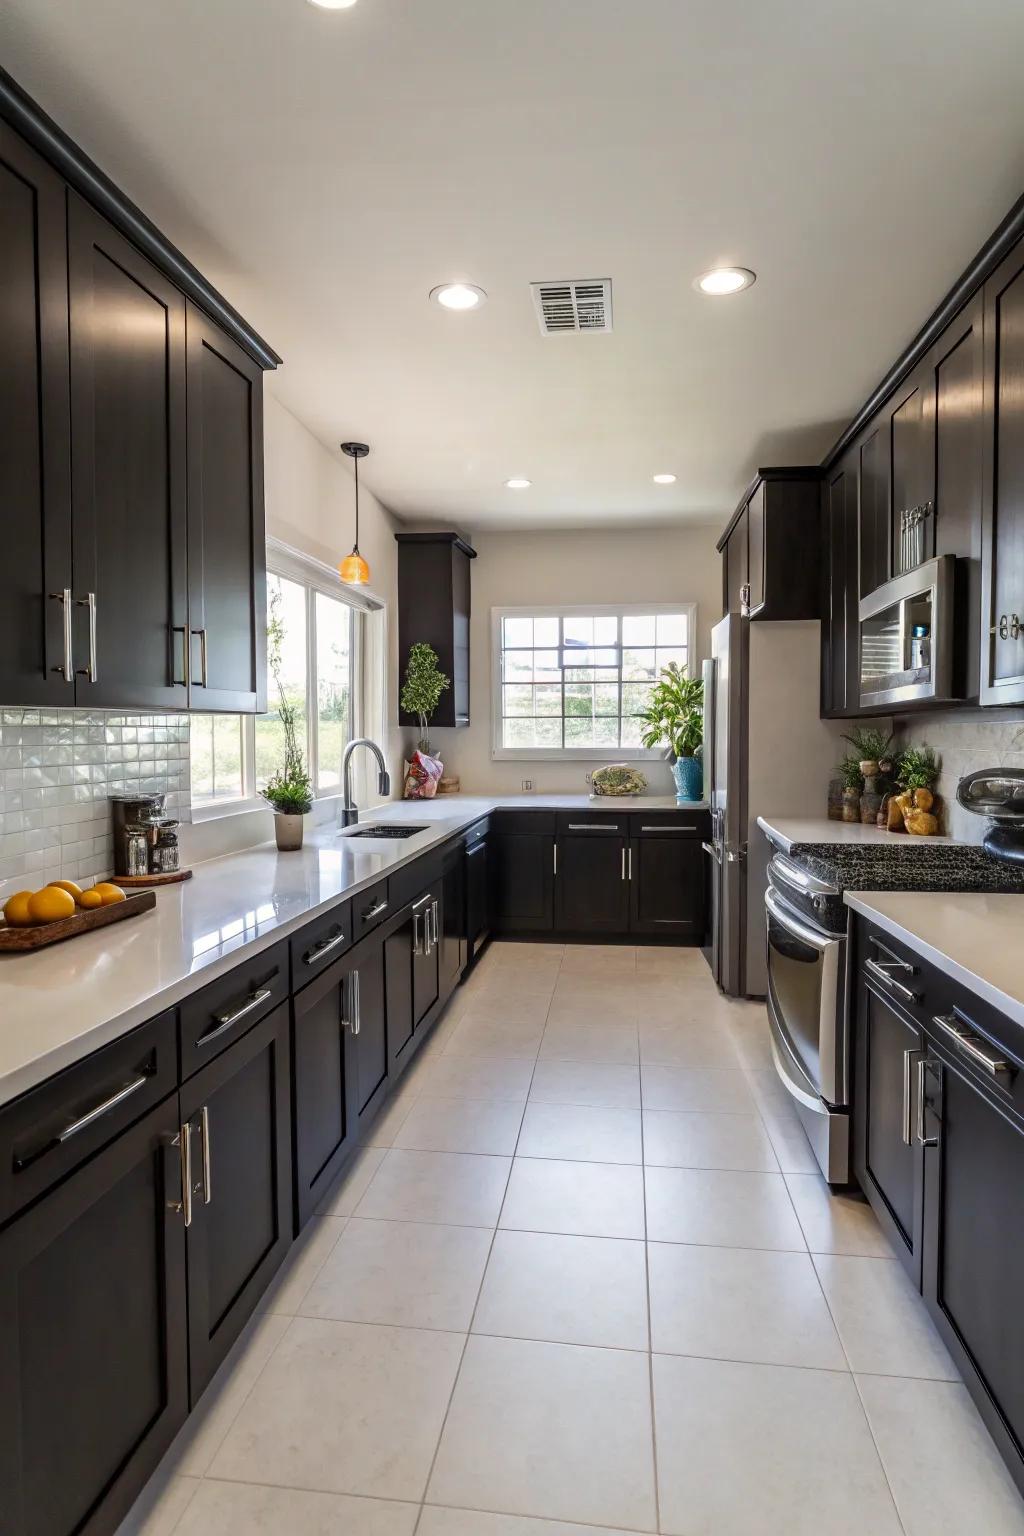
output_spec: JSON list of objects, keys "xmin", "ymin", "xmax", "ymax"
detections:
[{"xmin": 640, "ymin": 1044, "xmax": 664, "ymax": 1535}]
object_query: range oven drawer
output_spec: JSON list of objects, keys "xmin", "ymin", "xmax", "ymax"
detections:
[{"xmin": 765, "ymin": 886, "xmax": 848, "ymax": 1106}]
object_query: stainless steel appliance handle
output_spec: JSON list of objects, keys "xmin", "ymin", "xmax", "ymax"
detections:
[
  {"xmin": 57, "ymin": 1074, "xmax": 149, "ymax": 1143},
  {"xmin": 701, "ymin": 840, "xmax": 721, "ymax": 864},
  {"xmin": 181, "ymin": 1121, "xmax": 193, "ymax": 1228},
  {"xmin": 303, "ymin": 930, "xmax": 347, "ymax": 966},
  {"xmin": 917, "ymin": 1057, "xmax": 939, "ymax": 1147},
  {"xmin": 49, "ymin": 589, "xmax": 74, "ymax": 679},
  {"xmin": 76, "ymin": 592, "xmax": 98, "ymax": 682},
  {"xmin": 770, "ymin": 854, "xmax": 840, "ymax": 899},
  {"xmin": 568, "ymin": 823, "xmax": 619, "ymax": 831},
  {"xmin": 201, "ymin": 986, "xmax": 273, "ymax": 1041},
  {"xmin": 765, "ymin": 887, "xmax": 833, "ymax": 952},
  {"xmin": 931, "ymin": 1011, "xmax": 1014, "ymax": 1081},
  {"xmin": 200, "ymin": 1105, "xmax": 212, "ymax": 1205},
  {"xmin": 865, "ymin": 957, "xmax": 920, "ymax": 1006}
]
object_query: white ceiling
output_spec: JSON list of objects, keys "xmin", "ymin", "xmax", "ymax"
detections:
[{"xmin": 3, "ymin": 0, "xmax": 1024, "ymax": 532}]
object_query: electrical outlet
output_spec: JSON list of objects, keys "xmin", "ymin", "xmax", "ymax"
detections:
[{"xmin": 521, "ymin": 778, "xmax": 533, "ymax": 791}]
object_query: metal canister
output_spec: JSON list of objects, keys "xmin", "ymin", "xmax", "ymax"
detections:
[
  {"xmin": 124, "ymin": 824, "xmax": 151, "ymax": 878},
  {"xmin": 151, "ymin": 820, "xmax": 180, "ymax": 875}
]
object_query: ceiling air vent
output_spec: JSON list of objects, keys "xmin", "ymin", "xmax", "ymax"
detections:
[{"xmin": 531, "ymin": 279, "xmax": 612, "ymax": 336}]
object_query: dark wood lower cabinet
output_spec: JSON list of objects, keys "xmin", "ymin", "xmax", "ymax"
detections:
[
  {"xmin": 629, "ymin": 834, "xmax": 704, "ymax": 937},
  {"xmin": 440, "ymin": 842, "xmax": 466, "ymax": 1001},
  {"xmin": 465, "ymin": 836, "xmax": 491, "ymax": 962},
  {"xmin": 179, "ymin": 1005, "xmax": 292, "ymax": 1400},
  {"xmin": 350, "ymin": 932, "xmax": 389, "ymax": 1123},
  {"xmin": 554, "ymin": 834, "xmax": 629, "ymax": 933},
  {"xmin": 0, "ymin": 1096, "xmax": 188, "ymax": 1536},
  {"xmin": 492, "ymin": 832, "xmax": 555, "ymax": 932},
  {"xmin": 291, "ymin": 957, "xmax": 359, "ymax": 1232}
]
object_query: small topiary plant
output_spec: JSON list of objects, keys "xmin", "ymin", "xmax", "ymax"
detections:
[{"xmin": 400, "ymin": 642, "xmax": 450, "ymax": 753}]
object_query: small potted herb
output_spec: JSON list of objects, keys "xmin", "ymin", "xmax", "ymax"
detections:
[
  {"xmin": 637, "ymin": 665, "xmax": 705, "ymax": 801},
  {"xmin": 836, "ymin": 754, "xmax": 864, "ymax": 823},
  {"xmin": 261, "ymin": 584, "xmax": 314, "ymax": 849}
]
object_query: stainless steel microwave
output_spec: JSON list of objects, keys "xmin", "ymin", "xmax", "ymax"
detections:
[{"xmin": 858, "ymin": 555, "xmax": 957, "ymax": 709}]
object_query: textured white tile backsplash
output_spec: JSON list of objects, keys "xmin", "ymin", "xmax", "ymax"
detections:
[
  {"xmin": 0, "ymin": 709, "xmax": 190, "ymax": 895},
  {"xmin": 895, "ymin": 709, "xmax": 1024, "ymax": 842}
]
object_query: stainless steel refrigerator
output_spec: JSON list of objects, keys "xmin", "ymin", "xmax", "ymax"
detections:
[{"xmin": 701, "ymin": 616, "xmax": 846, "ymax": 999}]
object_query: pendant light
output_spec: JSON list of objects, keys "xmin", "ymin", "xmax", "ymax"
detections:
[{"xmin": 338, "ymin": 441, "xmax": 370, "ymax": 585}]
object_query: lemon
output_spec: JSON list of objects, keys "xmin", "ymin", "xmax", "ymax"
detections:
[
  {"xmin": 92, "ymin": 882, "xmax": 127, "ymax": 906},
  {"xmin": 48, "ymin": 878, "xmax": 84, "ymax": 903},
  {"xmin": 78, "ymin": 889, "xmax": 104, "ymax": 911},
  {"xmin": 27, "ymin": 886, "xmax": 77, "ymax": 924},
  {"xmin": 3, "ymin": 891, "xmax": 35, "ymax": 927}
]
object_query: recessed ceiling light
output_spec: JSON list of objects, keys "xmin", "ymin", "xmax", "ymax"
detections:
[
  {"xmin": 652, "ymin": 473, "xmax": 677, "ymax": 484},
  {"xmin": 430, "ymin": 283, "xmax": 487, "ymax": 311},
  {"xmin": 694, "ymin": 267, "xmax": 756, "ymax": 296},
  {"xmin": 504, "ymin": 478, "xmax": 532, "ymax": 490},
  {"xmin": 307, "ymin": 0, "xmax": 357, "ymax": 9}
]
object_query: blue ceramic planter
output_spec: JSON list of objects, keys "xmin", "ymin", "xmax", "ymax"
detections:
[{"xmin": 672, "ymin": 755, "xmax": 702, "ymax": 802}]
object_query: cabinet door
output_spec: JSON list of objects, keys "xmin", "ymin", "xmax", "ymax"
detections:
[
  {"xmin": 555, "ymin": 835, "xmax": 629, "ymax": 933},
  {"xmin": 185, "ymin": 302, "xmax": 267, "ymax": 712},
  {"xmin": 412, "ymin": 890, "xmax": 440, "ymax": 1027},
  {"xmin": 465, "ymin": 838, "xmax": 490, "ymax": 958},
  {"xmin": 858, "ymin": 424, "xmax": 890, "ymax": 595},
  {"xmin": 628, "ymin": 835, "xmax": 703, "ymax": 937},
  {"xmin": 493, "ymin": 833, "xmax": 554, "ymax": 932},
  {"xmin": 746, "ymin": 487, "xmax": 765, "ymax": 614},
  {"xmin": 67, "ymin": 194, "xmax": 189, "ymax": 711},
  {"xmin": 181, "ymin": 1004, "xmax": 292, "ymax": 1399},
  {"xmin": 822, "ymin": 456, "xmax": 859, "ymax": 716},
  {"xmin": 981, "ymin": 245, "xmax": 1024, "ymax": 705},
  {"xmin": 852, "ymin": 977, "xmax": 924, "ymax": 1281},
  {"xmin": 0, "ymin": 1097, "xmax": 188, "ymax": 1536},
  {"xmin": 292, "ymin": 962, "xmax": 358, "ymax": 1230},
  {"xmin": 440, "ymin": 846, "xmax": 466, "ymax": 1000},
  {"xmin": 888, "ymin": 365, "xmax": 935, "ymax": 575},
  {"xmin": 384, "ymin": 911, "xmax": 416, "ymax": 1069},
  {"xmin": 932, "ymin": 297, "xmax": 985, "ymax": 697},
  {"xmin": 0, "ymin": 122, "xmax": 74, "ymax": 708},
  {"xmin": 724, "ymin": 508, "xmax": 749, "ymax": 614},
  {"xmin": 922, "ymin": 1051, "xmax": 1024, "ymax": 1495},
  {"xmin": 350, "ymin": 932, "xmax": 389, "ymax": 1122}
]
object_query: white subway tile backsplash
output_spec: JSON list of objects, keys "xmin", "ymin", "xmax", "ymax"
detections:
[{"xmin": 0, "ymin": 709, "xmax": 191, "ymax": 901}]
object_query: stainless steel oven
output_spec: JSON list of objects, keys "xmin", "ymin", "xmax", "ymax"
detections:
[{"xmin": 765, "ymin": 860, "xmax": 850, "ymax": 1182}]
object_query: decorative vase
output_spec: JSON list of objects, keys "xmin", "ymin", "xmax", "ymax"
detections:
[
  {"xmin": 860, "ymin": 773, "xmax": 882, "ymax": 825},
  {"xmin": 274, "ymin": 813, "xmax": 304, "ymax": 852},
  {"xmin": 827, "ymin": 778, "xmax": 845, "ymax": 821},
  {"xmin": 841, "ymin": 787, "xmax": 861, "ymax": 823},
  {"xmin": 672, "ymin": 756, "xmax": 703, "ymax": 802}
]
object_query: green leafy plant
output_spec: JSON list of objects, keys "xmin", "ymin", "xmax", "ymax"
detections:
[
  {"xmin": 400, "ymin": 642, "xmax": 450, "ymax": 752},
  {"xmin": 896, "ymin": 743, "xmax": 941, "ymax": 791},
  {"xmin": 638, "ymin": 665, "xmax": 704, "ymax": 759},
  {"xmin": 841, "ymin": 726, "xmax": 895, "ymax": 765},
  {"xmin": 836, "ymin": 754, "xmax": 864, "ymax": 792},
  {"xmin": 261, "ymin": 584, "xmax": 313, "ymax": 815}
]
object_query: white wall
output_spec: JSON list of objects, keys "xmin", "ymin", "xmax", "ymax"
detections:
[{"xmin": 424, "ymin": 525, "xmax": 722, "ymax": 795}]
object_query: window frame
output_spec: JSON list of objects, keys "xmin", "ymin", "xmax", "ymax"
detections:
[
  {"xmin": 190, "ymin": 545, "xmax": 372, "ymax": 819},
  {"xmin": 490, "ymin": 602, "xmax": 698, "ymax": 761}
]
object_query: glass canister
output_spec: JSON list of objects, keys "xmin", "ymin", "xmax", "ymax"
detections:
[
  {"xmin": 124, "ymin": 823, "xmax": 151, "ymax": 878},
  {"xmin": 150, "ymin": 820, "xmax": 180, "ymax": 875}
]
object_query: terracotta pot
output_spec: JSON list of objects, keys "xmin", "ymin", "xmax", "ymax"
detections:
[{"xmin": 274, "ymin": 813, "xmax": 304, "ymax": 852}]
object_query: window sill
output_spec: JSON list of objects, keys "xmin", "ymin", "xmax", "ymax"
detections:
[
  {"xmin": 189, "ymin": 797, "xmax": 267, "ymax": 824},
  {"xmin": 491, "ymin": 747, "xmax": 667, "ymax": 762}
]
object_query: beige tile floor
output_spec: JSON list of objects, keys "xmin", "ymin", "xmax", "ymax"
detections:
[{"xmin": 118, "ymin": 940, "xmax": 1024, "ymax": 1536}]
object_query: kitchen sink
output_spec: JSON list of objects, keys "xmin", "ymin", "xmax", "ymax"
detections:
[{"xmin": 343, "ymin": 824, "xmax": 428, "ymax": 839}]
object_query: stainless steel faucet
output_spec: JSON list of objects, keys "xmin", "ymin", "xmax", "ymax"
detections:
[{"xmin": 340, "ymin": 737, "xmax": 392, "ymax": 827}]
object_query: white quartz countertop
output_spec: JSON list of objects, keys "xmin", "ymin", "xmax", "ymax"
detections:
[
  {"xmin": 758, "ymin": 815, "xmax": 959, "ymax": 851},
  {"xmin": 0, "ymin": 792, "xmax": 702, "ymax": 1106},
  {"xmin": 844, "ymin": 890, "xmax": 1024, "ymax": 1029}
]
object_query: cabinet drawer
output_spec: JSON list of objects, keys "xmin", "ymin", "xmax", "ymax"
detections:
[
  {"xmin": 0, "ymin": 1009, "xmax": 178, "ymax": 1226},
  {"xmin": 861, "ymin": 928, "xmax": 929, "ymax": 1022},
  {"xmin": 390, "ymin": 851, "xmax": 442, "ymax": 910},
  {"xmin": 464, "ymin": 817, "xmax": 489, "ymax": 848},
  {"xmin": 180, "ymin": 940, "xmax": 289, "ymax": 1078},
  {"xmin": 556, "ymin": 811, "xmax": 625, "ymax": 836},
  {"xmin": 290, "ymin": 901, "xmax": 353, "ymax": 985},
  {"xmin": 629, "ymin": 811, "xmax": 706, "ymax": 837},
  {"xmin": 492, "ymin": 810, "xmax": 556, "ymax": 834},
  {"xmin": 351, "ymin": 878, "xmax": 391, "ymax": 942}
]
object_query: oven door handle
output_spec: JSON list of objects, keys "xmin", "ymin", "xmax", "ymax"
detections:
[
  {"xmin": 765, "ymin": 887, "xmax": 835, "ymax": 952},
  {"xmin": 770, "ymin": 855, "xmax": 839, "ymax": 900}
]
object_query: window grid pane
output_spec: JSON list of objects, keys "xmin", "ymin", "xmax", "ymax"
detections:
[{"xmin": 497, "ymin": 611, "xmax": 690, "ymax": 753}]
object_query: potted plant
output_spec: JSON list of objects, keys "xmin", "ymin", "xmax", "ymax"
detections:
[
  {"xmin": 841, "ymin": 726, "xmax": 896, "ymax": 782},
  {"xmin": 637, "ymin": 664, "xmax": 704, "ymax": 801},
  {"xmin": 836, "ymin": 754, "xmax": 863, "ymax": 822},
  {"xmin": 261, "ymin": 584, "xmax": 314, "ymax": 850},
  {"xmin": 400, "ymin": 642, "xmax": 450, "ymax": 798}
]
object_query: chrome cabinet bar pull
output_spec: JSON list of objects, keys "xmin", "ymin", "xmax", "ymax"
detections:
[
  {"xmin": 57, "ymin": 1074, "xmax": 149, "ymax": 1143},
  {"xmin": 865, "ymin": 957, "xmax": 920, "ymax": 1006},
  {"xmin": 621, "ymin": 847, "xmax": 626, "ymax": 880},
  {"xmin": 567, "ymin": 822, "xmax": 618, "ymax": 831},
  {"xmin": 931, "ymin": 1012, "xmax": 1014, "ymax": 1081},
  {"xmin": 303, "ymin": 930, "xmax": 347, "ymax": 966},
  {"xmin": 553, "ymin": 842, "xmax": 558, "ymax": 876},
  {"xmin": 199, "ymin": 985, "xmax": 273, "ymax": 1042},
  {"xmin": 76, "ymin": 592, "xmax": 98, "ymax": 682},
  {"xmin": 342, "ymin": 971, "xmax": 361, "ymax": 1034},
  {"xmin": 49, "ymin": 589, "xmax": 74, "ymax": 679},
  {"xmin": 181, "ymin": 1120, "xmax": 193, "ymax": 1227},
  {"xmin": 362, "ymin": 898, "xmax": 388, "ymax": 921},
  {"xmin": 639, "ymin": 824, "xmax": 696, "ymax": 833},
  {"xmin": 432, "ymin": 899, "xmax": 439, "ymax": 951},
  {"xmin": 189, "ymin": 627, "xmax": 209, "ymax": 686},
  {"xmin": 628, "ymin": 846, "xmax": 632, "ymax": 881},
  {"xmin": 917, "ymin": 1057, "xmax": 939, "ymax": 1147},
  {"xmin": 172, "ymin": 625, "xmax": 190, "ymax": 688},
  {"xmin": 466, "ymin": 841, "xmax": 486, "ymax": 858},
  {"xmin": 200, "ymin": 1105, "xmax": 212, "ymax": 1205},
  {"xmin": 902, "ymin": 1048, "xmax": 922, "ymax": 1146}
]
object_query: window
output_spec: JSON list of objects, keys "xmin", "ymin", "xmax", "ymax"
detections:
[
  {"xmin": 491, "ymin": 604, "xmax": 696, "ymax": 759},
  {"xmin": 190, "ymin": 547, "xmax": 368, "ymax": 813}
]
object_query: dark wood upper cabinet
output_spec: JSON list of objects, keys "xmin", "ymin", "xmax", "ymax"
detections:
[
  {"xmin": 981, "ymin": 243, "xmax": 1024, "ymax": 705},
  {"xmin": 722, "ymin": 506, "xmax": 748, "ymax": 615},
  {"xmin": 821, "ymin": 455, "xmax": 860, "ymax": 717},
  {"xmin": 0, "ymin": 120, "xmax": 74, "ymax": 708},
  {"xmin": 68, "ymin": 194, "xmax": 189, "ymax": 711},
  {"xmin": 185, "ymin": 303, "xmax": 267, "ymax": 713},
  {"xmin": 888, "ymin": 369, "xmax": 936, "ymax": 575},
  {"xmin": 745, "ymin": 484, "xmax": 765, "ymax": 614},
  {"xmin": 718, "ymin": 470, "xmax": 821, "ymax": 622},
  {"xmin": 858, "ymin": 424, "xmax": 890, "ymax": 596},
  {"xmin": 396, "ymin": 533, "xmax": 475, "ymax": 728}
]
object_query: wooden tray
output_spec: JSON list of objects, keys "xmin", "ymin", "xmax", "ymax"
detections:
[
  {"xmin": 0, "ymin": 890, "xmax": 156, "ymax": 952},
  {"xmin": 114, "ymin": 868, "xmax": 193, "ymax": 887}
]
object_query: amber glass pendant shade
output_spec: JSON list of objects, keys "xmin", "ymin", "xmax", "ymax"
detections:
[{"xmin": 338, "ymin": 441, "xmax": 371, "ymax": 586}]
